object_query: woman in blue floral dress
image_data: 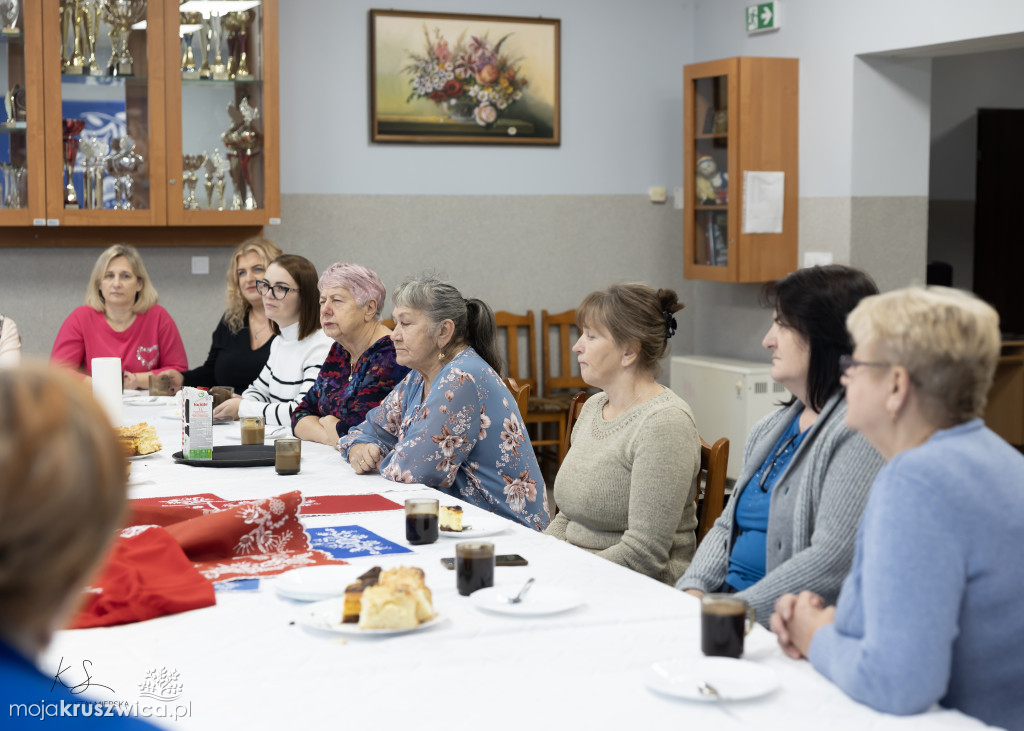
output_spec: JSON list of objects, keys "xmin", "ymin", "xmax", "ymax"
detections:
[{"xmin": 339, "ymin": 277, "xmax": 549, "ymax": 531}]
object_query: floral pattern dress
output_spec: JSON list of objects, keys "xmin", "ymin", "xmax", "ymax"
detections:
[{"xmin": 339, "ymin": 347, "xmax": 549, "ymax": 531}]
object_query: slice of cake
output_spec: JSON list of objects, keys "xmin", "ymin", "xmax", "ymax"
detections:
[
  {"xmin": 439, "ymin": 505, "xmax": 463, "ymax": 532},
  {"xmin": 358, "ymin": 585, "xmax": 418, "ymax": 630},
  {"xmin": 378, "ymin": 567, "xmax": 434, "ymax": 623},
  {"xmin": 115, "ymin": 423, "xmax": 162, "ymax": 455},
  {"xmin": 341, "ymin": 566, "xmax": 381, "ymax": 623}
]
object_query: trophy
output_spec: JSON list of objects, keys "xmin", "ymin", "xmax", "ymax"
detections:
[
  {"xmin": 101, "ymin": 0, "xmax": 146, "ymax": 77},
  {"xmin": 232, "ymin": 10, "xmax": 255, "ymax": 80},
  {"xmin": 222, "ymin": 97, "xmax": 262, "ymax": 210},
  {"xmin": 180, "ymin": 11, "xmax": 201, "ymax": 79},
  {"xmin": 82, "ymin": 0, "xmax": 101, "ymax": 75},
  {"xmin": 198, "ymin": 16, "xmax": 212, "ymax": 79},
  {"xmin": 79, "ymin": 135, "xmax": 108, "ymax": 209},
  {"xmin": 62, "ymin": 118, "xmax": 86, "ymax": 209},
  {"xmin": 0, "ymin": 163, "xmax": 25, "ymax": 209},
  {"xmin": 207, "ymin": 148, "xmax": 229, "ymax": 210},
  {"xmin": 220, "ymin": 11, "xmax": 241, "ymax": 80},
  {"xmin": 60, "ymin": 0, "xmax": 73, "ymax": 69},
  {"xmin": 4, "ymin": 84, "xmax": 25, "ymax": 126},
  {"xmin": 104, "ymin": 135, "xmax": 144, "ymax": 210},
  {"xmin": 0, "ymin": 0, "xmax": 19, "ymax": 34},
  {"xmin": 208, "ymin": 13, "xmax": 228, "ymax": 80},
  {"xmin": 66, "ymin": 0, "xmax": 89, "ymax": 74},
  {"xmin": 182, "ymin": 152, "xmax": 207, "ymax": 210}
]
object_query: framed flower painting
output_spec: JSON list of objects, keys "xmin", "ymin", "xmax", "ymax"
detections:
[{"xmin": 370, "ymin": 10, "xmax": 561, "ymax": 145}]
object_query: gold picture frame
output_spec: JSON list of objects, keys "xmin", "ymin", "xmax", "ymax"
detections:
[{"xmin": 370, "ymin": 9, "xmax": 561, "ymax": 145}]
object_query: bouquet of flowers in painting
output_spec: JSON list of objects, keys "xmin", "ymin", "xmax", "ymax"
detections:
[{"xmin": 404, "ymin": 24, "xmax": 528, "ymax": 126}]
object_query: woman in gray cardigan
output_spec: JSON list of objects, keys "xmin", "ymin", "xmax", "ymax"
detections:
[{"xmin": 676, "ymin": 265, "xmax": 884, "ymax": 625}]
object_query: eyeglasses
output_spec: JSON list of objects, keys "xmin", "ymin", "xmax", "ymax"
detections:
[
  {"xmin": 839, "ymin": 355, "xmax": 891, "ymax": 374},
  {"xmin": 255, "ymin": 280, "xmax": 298, "ymax": 300}
]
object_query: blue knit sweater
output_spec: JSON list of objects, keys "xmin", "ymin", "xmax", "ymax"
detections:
[{"xmin": 809, "ymin": 419, "xmax": 1024, "ymax": 730}]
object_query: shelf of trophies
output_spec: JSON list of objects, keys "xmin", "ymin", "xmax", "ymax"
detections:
[
  {"xmin": 683, "ymin": 57, "xmax": 798, "ymax": 283},
  {"xmin": 0, "ymin": 0, "xmax": 278, "ymax": 237},
  {"xmin": 0, "ymin": 0, "xmax": 46, "ymax": 226}
]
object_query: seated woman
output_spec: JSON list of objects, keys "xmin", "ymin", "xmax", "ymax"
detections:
[
  {"xmin": 0, "ymin": 314, "xmax": 20, "ymax": 367},
  {"xmin": 676, "ymin": 265, "xmax": 884, "ymax": 624},
  {"xmin": 544, "ymin": 284, "xmax": 700, "ymax": 584},
  {"xmin": 771, "ymin": 287, "xmax": 1024, "ymax": 730},
  {"xmin": 0, "ymin": 365, "xmax": 154, "ymax": 727},
  {"xmin": 340, "ymin": 276, "xmax": 549, "ymax": 531},
  {"xmin": 50, "ymin": 244, "xmax": 187, "ymax": 388},
  {"xmin": 164, "ymin": 236, "xmax": 282, "ymax": 394},
  {"xmin": 292, "ymin": 262, "xmax": 409, "ymax": 447},
  {"xmin": 213, "ymin": 254, "xmax": 332, "ymax": 427}
]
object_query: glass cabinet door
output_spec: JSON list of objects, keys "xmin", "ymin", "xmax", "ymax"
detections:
[
  {"xmin": 0, "ymin": 1, "xmax": 45, "ymax": 224},
  {"xmin": 692, "ymin": 73, "xmax": 730, "ymax": 269},
  {"xmin": 166, "ymin": 0, "xmax": 278, "ymax": 225},
  {"xmin": 43, "ymin": 0, "xmax": 166, "ymax": 224}
]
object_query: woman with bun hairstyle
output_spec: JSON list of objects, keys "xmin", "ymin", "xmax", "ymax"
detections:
[{"xmin": 544, "ymin": 283, "xmax": 700, "ymax": 584}]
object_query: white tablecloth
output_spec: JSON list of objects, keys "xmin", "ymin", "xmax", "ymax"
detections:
[{"xmin": 39, "ymin": 399, "xmax": 996, "ymax": 730}]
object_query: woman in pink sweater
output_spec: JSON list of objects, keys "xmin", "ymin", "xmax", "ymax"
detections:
[{"xmin": 50, "ymin": 244, "xmax": 187, "ymax": 388}]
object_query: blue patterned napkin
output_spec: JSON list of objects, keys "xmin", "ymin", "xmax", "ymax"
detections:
[{"xmin": 307, "ymin": 525, "xmax": 413, "ymax": 559}]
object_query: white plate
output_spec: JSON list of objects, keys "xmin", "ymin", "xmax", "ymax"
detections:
[
  {"xmin": 128, "ymin": 451, "xmax": 160, "ymax": 461},
  {"xmin": 644, "ymin": 657, "xmax": 779, "ymax": 702},
  {"xmin": 275, "ymin": 565, "xmax": 359, "ymax": 602},
  {"xmin": 123, "ymin": 395, "xmax": 158, "ymax": 405},
  {"xmin": 300, "ymin": 597, "xmax": 446, "ymax": 636},
  {"xmin": 470, "ymin": 585, "xmax": 584, "ymax": 617},
  {"xmin": 224, "ymin": 426, "xmax": 289, "ymax": 441},
  {"xmin": 437, "ymin": 519, "xmax": 509, "ymax": 539},
  {"xmin": 159, "ymin": 410, "xmax": 181, "ymax": 421}
]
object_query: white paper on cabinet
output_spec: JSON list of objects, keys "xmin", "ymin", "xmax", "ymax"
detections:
[{"xmin": 742, "ymin": 171, "xmax": 785, "ymax": 234}]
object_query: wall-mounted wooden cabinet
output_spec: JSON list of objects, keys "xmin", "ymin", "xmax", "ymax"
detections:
[
  {"xmin": 0, "ymin": 0, "xmax": 278, "ymax": 235},
  {"xmin": 683, "ymin": 56, "xmax": 798, "ymax": 282}
]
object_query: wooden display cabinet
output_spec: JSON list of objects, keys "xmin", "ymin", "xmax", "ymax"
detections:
[
  {"xmin": 683, "ymin": 56, "xmax": 798, "ymax": 283},
  {"xmin": 2, "ymin": 0, "xmax": 277, "ymax": 237}
]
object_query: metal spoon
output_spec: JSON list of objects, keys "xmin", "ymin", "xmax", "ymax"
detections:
[
  {"xmin": 697, "ymin": 680, "xmax": 721, "ymax": 699},
  {"xmin": 506, "ymin": 577, "xmax": 535, "ymax": 604}
]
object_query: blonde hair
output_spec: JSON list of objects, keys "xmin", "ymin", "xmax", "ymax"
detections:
[
  {"xmin": 846, "ymin": 286, "xmax": 1001, "ymax": 426},
  {"xmin": 224, "ymin": 236, "xmax": 283, "ymax": 334},
  {"xmin": 0, "ymin": 364, "xmax": 129, "ymax": 639},
  {"xmin": 84, "ymin": 244, "xmax": 158, "ymax": 314}
]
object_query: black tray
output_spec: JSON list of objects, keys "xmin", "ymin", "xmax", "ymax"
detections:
[{"xmin": 172, "ymin": 445, "xmax": 276, "ymax": 467}]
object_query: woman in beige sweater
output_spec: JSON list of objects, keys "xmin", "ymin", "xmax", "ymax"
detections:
[{"xmin": 544, "ymin": 283, "xmax": 700, "ymax": 584}]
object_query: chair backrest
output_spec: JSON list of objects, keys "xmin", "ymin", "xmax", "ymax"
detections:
[
  {"xmin": 697, "ymin": 436, "xmax": 730, "ymax": 545},
  {"xmin": 494, "ymin": 310, "xmax": 537, "ymax": 394},
  {"xmin": 382, "ymin": 317, "xmax": 395, "ymax": 330},
  {"xmin": 560, "ymin": 391, "xmax": 590, "ymax": 456},
  {"xmin": 503, "ymin": 377, "xmax": 531, "ymax": 418},
  {"xmin": 541, "ymin": 309, "xmax": 588, "ymax": 395}
]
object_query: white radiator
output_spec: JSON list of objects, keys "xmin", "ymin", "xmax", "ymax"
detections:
[{"xmin": 669, "ymin": 355, "xmax": 791, "ymax": 480}]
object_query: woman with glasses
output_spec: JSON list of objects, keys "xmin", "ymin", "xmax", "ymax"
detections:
[
  {"xmin": 50, "ymin": 244, "xmax": 187, "ymax": 388},
  {"xmin": 771, "ymin": 287, "xmax": 1024, "ymax": 729},
  {"xmin": 162, "ymin": 236, "xmax": 282, "ymax": 394},
  {"xmin": 676, "ymin": 265, "xmax": 884, "ymax": 625},
  {"xmin": 213, "ymin": 254, "xmax": 331, "ymax": 426}
]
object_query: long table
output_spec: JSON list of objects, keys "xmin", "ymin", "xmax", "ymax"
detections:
[{"xmin": 39, "ymin": 398, "xmax": 994, "ymax": 729}]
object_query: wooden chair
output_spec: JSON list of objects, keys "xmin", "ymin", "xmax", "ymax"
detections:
[
  {"xmin": 560, "ymin": 391, "xmax": 590, "ymax": 457},
  {"xmin": 382, "ymin": 317, "xmax": 395, "ymax": 330},
  {"xmin": 503, "ymin": 377, "xmax": 531, "ymax": 418},
  {"xmin": 534, "ymin": 309, "xmax": 590, "ymax": 465},
  {"xmin": 696, "ymin": 436, "xmax": 730, "ymax": 546}
]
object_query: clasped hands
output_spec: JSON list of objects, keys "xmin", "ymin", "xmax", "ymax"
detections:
[
  {"xmin": 770, "ymin": 590, "xmax": 836, "ymax": 659},
  {"xmin": 348, "ymin": 443, "xmax": 383, "ymax": 474}
]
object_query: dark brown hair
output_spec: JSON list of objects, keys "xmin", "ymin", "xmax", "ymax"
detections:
[{"xmin": 268, "ymin": 254, "xmax": 322, "ymax": 340}]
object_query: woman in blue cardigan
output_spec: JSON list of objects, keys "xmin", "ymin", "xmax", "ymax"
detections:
[{"xmin": 772, "ymin": 286, "xmax": 1024, "ymax": 730}]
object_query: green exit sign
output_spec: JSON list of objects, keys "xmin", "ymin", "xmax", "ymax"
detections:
[{"xmin": 746, "ymin": 2, "xmax": 781, "ymax": 33}]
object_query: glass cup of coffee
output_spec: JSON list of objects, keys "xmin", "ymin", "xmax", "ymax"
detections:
[
  {"xmin": 149, "ymin": 372, "xmax": 173, "ymax": 396},
  {"xmin": 209, "ymin": 385, "xmax": 235, "ymax": 407},
  {"xmin": 456, "ymin": 541, "xmax": 495, "ymax": 596},
  {"xmin": 240, "ymin": 415, "xmax": 265, "ymax": 445},
  {"xmin": 701, "ymin": 593, "xmax": 756, "ymax": 658},
  {"xmin": 405, "ymin": 498, "xmax": 439, "ymax": 545},
  {"xmin": 275, "ymin": 437, "xmax": 301, "ymax": 475}
]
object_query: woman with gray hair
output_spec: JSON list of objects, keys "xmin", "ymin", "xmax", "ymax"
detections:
[
  {"xmin": 339, "ymin": 276, "xmax": 549, "ymax": 530},
  {"xmin": 291, "ymin": 262, "xmax": 409, "ymax": 446},
  {"xmin": 771, "ymin": 286, "xmax": 1024, "ymax": 730}
]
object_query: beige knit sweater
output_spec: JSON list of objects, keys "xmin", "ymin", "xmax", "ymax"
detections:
[{"xmin": 545, "ymin": 388, "xmax": 700, "ymax": 584}]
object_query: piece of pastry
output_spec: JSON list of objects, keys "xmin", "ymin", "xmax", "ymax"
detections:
[
  {"xmin": 378, "ymin": 566, "xmax": 433, "ymax": 623},
  {"xmin": 115, "ymin": 423, "xmax": 162, "ymax": 455},
  {"xmin": 341, "ymin": 566, "xmax": 381, "ymax": 623},
  {"xmin": 357, "ymin": 584, "xmax": 418, "ymax": 630},
  {"xmin": 439, "ymin": 505, "xmax": 463, "ymax": 532}
]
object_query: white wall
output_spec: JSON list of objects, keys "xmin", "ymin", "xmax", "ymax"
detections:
[{"xmin": 279, "ymin": 0, "xmax": 694, "ymax": 195}]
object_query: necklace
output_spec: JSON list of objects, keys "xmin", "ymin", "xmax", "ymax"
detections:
[
  {"xmin": 607, "ymin": 383, "xmax": 657, "ymax": 418},
  {"xmin": 758, "ymin": 427, "xmax": 803, "ymax": 492}
]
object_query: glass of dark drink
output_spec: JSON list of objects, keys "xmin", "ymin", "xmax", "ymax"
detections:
[
  {"xmin": 456, "ymin": 541, "xmax": 494, "ymax": 596},
  {"xmin": 275, "ymin": 437, "xmax": 301, "ymax": 475},
  {"xmin": 701, "ymin": 594, "xmax": 755, "ymax": 658},
  {"xmin": 149, "ymin": 372, "xmax": 173, "ymax": 396},
  {"xmin": 240, "ymin": 415, "xmax": 264, "ymax": 444},
  {"xmin": 405, "ymin": 498, "xmax": 439, "ymax": 545}
]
